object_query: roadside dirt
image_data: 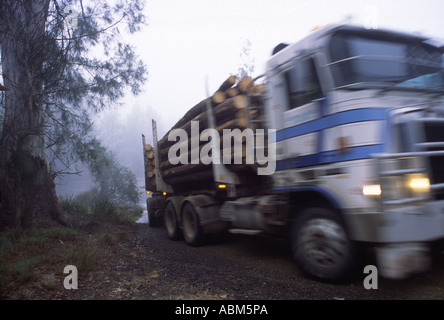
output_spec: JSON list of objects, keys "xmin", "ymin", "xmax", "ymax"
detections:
[
  {"xmin": 1, "ymin": 218, "xmax": 249, "ymax": 300},
  {"xmin": 2, "ymin": 216, "xmax": 444, "ymax": 300}
]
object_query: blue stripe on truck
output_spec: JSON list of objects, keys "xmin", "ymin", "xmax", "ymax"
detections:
[
  {"xmin": 276, "ymin": 144, "xmax": 384, "ymax": 171},
  {"xmin": 276, "ymin": 108, "xmax": 388, "ymax": 142}
]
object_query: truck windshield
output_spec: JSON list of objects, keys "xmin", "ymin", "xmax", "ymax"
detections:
[{"xmin": 329, "ymin": 30, "xmax": 444, "ymax": 93}]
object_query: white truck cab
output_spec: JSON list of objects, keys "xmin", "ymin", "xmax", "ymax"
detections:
[{"xmin": 265, "ymin": 24, "xmax": 444, "ymax": 279}]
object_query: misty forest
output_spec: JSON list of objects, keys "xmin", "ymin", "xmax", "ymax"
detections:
[{"xmin": 0, "ymin": 0, "xmax": 148, "ymax": 229}]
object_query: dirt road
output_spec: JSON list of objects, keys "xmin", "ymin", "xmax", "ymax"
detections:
[
  {"xmin": 134, "ymin": 221, "xmax": 444, "ymax": 300},
  {"xmin": 3, "ymin": 216, "xmax": 444, "ymax": 302}
]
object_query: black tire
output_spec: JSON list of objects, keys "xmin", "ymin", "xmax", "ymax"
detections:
[
  {"xmin": 164, "ymin": 202, "xmax": 181, "ymax": 240},
  {"xmin": 147, "ymin": 200, "xmax": 158, "ymax": 228},
  {"xmin": 291, "ymin": 207, "xmax": 356, "ymax": 282},
  {"xmin": 181, "ymin": 202, "xmax": 204, "ymax": 246},
  {"xmin": 148, "ymin": 214, "xmax": 158, "ymax": 227}
]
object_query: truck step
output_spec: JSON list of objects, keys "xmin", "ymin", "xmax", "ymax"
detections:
[{"xmin": 228, "ymin": 229, "xmax": 263, "ymax": 235}]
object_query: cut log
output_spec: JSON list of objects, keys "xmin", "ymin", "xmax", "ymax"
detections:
[
  {"xmin": 158, "ymin": 106, "xmax": 251, "ymax": 167},
  {"xmin": 248, "ymin": 83, "xmax": 266, "ymax": 95},
  {"xmin": 237, "ymin": 76, "xmax": 252, "ymax": 93},
  {"xmin": 146, "ymin": 158, "xmax": 156, "ymax": 167},
  {"xmin": 146, "ymin": 165, "xmax": 155, "ymax": 177},
  {"xmin": 214, "ymin": 94, "xmax": 248, "ymax": 113},
  {"xmin": 151, "ymin": 75, "xmax": 269, "ymax": 193},
  {"xmin": 217, "ymin": 75, "xmax": 237, "ymax": 92},
  {"xmin": 160, "ymin": 140, "xmax": 262, "ymax": 178},
  {"xmin": 158, "ymin": 95, "xmax": 249, "ymax": 153},
  {"xmin": 162, "ymin": 163, "xmax": 207, "ymax": 179},
  {"xmin": 212, "ymin": 92, "xmax": 226, "ymax": 105},
  {"xmin": 216, "ymin": 117, "xmax": 248, "ymax": 132},
  {"xmin": 145, "ymin": 150, "xmax": 154, "ymax": 159},
  {"xmin": 212, "ymin": 91, "xmax": 226, "ymax": 105},
  {"xmin": 144, "ymin": 144, "xmax": 153, "ymax": 152},
  {"xmin": 159, "ymin": 75, "xmax": 238, "ymax": 144},
  {"xmin": 225, "ymin": 87, "xmax": 239, "ymax": 98},
  {"xmin": 163, "ymin": 167, "xmax": 213, "ymax": 185},
  {"xmin": 159, "ymin": 99, "xmax": 209, "ymax": 142}
]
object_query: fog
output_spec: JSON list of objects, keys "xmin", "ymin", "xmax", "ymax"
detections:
[
  {"xmin": 55, "ymin": 0, "xmax": 444, "ymax": 200},
  {"xmin": 55, "ymin": 102, "xmax": 165, "ymax": 200}
]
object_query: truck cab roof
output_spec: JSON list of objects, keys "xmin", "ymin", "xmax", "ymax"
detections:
[{"xmin": 267, "ymin": 23, "xmax": 437, "ymax": 70}]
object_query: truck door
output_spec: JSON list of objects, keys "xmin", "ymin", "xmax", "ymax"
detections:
[{"xmin": 276, "ymin": 56, "xmax": 326, "ymax": 173}]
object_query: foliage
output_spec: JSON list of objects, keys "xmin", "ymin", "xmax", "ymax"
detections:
[
  {"xmin": 0, "ymin": 226, "xmax": 80, "ymax": 286},
  {"xmin": 237, "ymin": 38, "xmax": 256, "ymax": 78},
  {"xmin": 44, "ymin": 0, "xmax": 147, "ymax": 178},
  {"xmin": 0, "ymin": 233, "xmax": 13, "ymax": 285},
  {"xmin": 75, "ymin": 139, "xmax": 141, "ymax": 206},
  {"xmin": 19, "ymin": 227, "xmax": 78, "ymax": 243},
  {"xmin": 60, "ymin": 187, "xmax": 143, "ymax": 224},
  {"xmin": 67, "ymin": 243, "xmax": 100, "ymax": 273},
  {"xmin": 0, "ymin": 0, "xmax": 148, "ymax": 179},
  {"xmin": 58, "ymin": 195, "xmax": 89, "ymax": 214},
  {"xmin": 10, "ymin": 257, "xmax": 41, "ymax": 282}
]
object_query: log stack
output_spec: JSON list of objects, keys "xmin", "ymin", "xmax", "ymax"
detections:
[
  {"xmin": 142, "ymin": 135, "xmax": 157, "ymax": 192},
  {"xmin": 153, "ymin": 75, "xmax": 267, "ymax": 193}
]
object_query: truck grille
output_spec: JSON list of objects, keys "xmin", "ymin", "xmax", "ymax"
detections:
[{"xmin": 421, "ymin": 121, "xmax": 444, "ymax": 200}]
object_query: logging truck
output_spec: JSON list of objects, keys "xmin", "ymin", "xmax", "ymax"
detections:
[{"xmin": 142, "ymin": 24, "xmax": 444, "ymax": 281}]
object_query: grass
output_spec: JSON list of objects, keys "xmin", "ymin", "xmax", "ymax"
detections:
[
  {"xmin": 17, "ymin": 227, "xmax": 78, "ymax": 245},
  {"xmin": 0, "ymin": 224, "xmax": 115, "ymax": 296},
  {"xmin": 0, "ymin": 226, "xmax": 81, "ymax": 287},
  {"xmin": 58, "ymin": 195, "xmax": 89, "ymax": 215},
  {"xmin": 0, "ymin": 191, "xmax": 143, "ymax": 297},
  {"xmin": 66, "ymin": 243, "xmax": 101, "ymax": 273},
  {"xmin": 59, "ymin": 191, "xmax": 143, "ymax": 225},
  {"xmin": 0, "ymin": 233, "xmax": 13, "ymax": 287},
  {"xmin": 10, "ymin": 257, "xmax": 40, "ymax": 282}
]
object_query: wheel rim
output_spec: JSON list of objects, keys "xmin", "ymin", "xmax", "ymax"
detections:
[{"xmin": 298, "ymin": 218, "xmax": 349, "ymax": 268}]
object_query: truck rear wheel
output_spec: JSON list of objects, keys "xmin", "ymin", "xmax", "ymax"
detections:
[
  {"xmin": 164, "ymin": 202, "xmax": 181, "ymax": 240},
  {"xmin": 291, "ymin": 207, "xmax": 356, "ymax": 282},
  {"xmin": 147, "ymin": 199, "xmax": 160, "ymax": 227},
  {"xmin": 181, "ymin": 202, "xmax": 203, "ymax": 246}
]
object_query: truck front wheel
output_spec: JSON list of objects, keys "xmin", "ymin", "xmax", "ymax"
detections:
[
  {"xmin": 291, "ymin": 207, "xmax": 356, "ymax": 282},
  {"xmin": 164, "ymin": 202, "xmax": 181, "ymax": 240},
  {"xmin": 181, "ymin": 202, "xmax": 203, "ymax": 246}
]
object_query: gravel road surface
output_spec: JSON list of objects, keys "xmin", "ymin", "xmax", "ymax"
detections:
[{"xmin": 136, "ymin": 220, "xmax": 444, "ymax": 300}]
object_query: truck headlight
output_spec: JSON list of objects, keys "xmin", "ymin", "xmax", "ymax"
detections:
[
  {"xmin": 366, "ymin": 156, "xmax": 431, "ymax": 206},
  {"xmin": 363, "ymin": 173, "xmax": 430, "ymax": 204},
  {"xmin": 362, "ymin": 184, "xmax": 382, "ymax": 197},
  {"xmin": 407, "ymin": 174, "xmax": 430, "ymax": 192}
]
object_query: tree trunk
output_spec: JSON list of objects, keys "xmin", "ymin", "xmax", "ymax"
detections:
[{"xmin": 0, "ymin": 0, "xmax": 66, "ymax": 229}]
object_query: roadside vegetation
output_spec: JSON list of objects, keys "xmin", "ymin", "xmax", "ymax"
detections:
[
  {"xmin": 0, "ymin": 187, "xmax": 143, "ymax": 298},
  {"xmin": 60, "ymin": 189, "xmax": 143, "ymax": 225},
  {"xmin": 0, "ymin": 100, "xmax": 144, "ymax": 298}
]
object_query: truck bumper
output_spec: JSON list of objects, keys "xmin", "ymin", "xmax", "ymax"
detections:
[
  {"xmin": 375, "ymin": 243, "xmax": 431, "ymax": 279},
  {"xmin": 344, "ymin": 201, "xmax": 444, "ymax": 279}
]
